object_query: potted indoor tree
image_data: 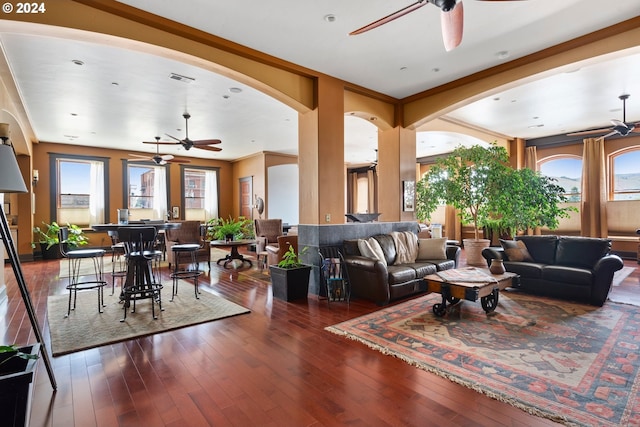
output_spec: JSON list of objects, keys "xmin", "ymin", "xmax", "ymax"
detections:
[
  {"xmin": 416, "ymin": 144, "xmax": 511, "ymax": 266},
  {"xmin": 269, "ymin": 245, "xmax": 311, "ymax": 301},
  {"xmin": 0, "ymin": 343, "xmax": 40, "ymax": 427},
  {"xmin": 206, "ymin": 216, "xmax": 253, "ymax": 242},
  {"xmin": 491, "ymin": 167, "xmax": 576, "ymax": 237}
]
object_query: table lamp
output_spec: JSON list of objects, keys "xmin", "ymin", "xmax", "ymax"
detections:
[{"xmin": 0, "ymin": 125, "xmax": 57, "ymax": 389}]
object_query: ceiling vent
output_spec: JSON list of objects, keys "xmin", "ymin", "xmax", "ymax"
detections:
[{"xmin": 169, "ymin": 73, "xmax": 195, "ymax": 83}]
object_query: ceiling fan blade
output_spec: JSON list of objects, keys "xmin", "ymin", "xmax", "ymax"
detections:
[
  {"xmin": 164, "ymin": 133, "xmax": 183, "ymax": 143},
  {"xmin": 195, "ymin": 145, "xmax": 223, "ymax": 152},
  {"xmin": 567, "ymin": 127, "xmax": 613, "ymax": 137},
  {"xmin": 168, "ymin": 158, "xmax": 192, "ymax": 163},
  {"xmin": 441, "ymin": 1, "xmax": 463, "ymax": 51},
  {"xmin": 160, "ymin": 154, "xmax": 175, "ymax": 161},
  {"xmin": 349, "ymin": 0, "xmax": 428, "ymax": 35},
  {"xmin": 129, "ymin": 153, "xmax": 151, "ymax": 158},
  {"xmin": 192, "ymin": 139, "xmax": 222, "ymax": 145},
  {"xmin": 144, "ymin": 140, "xmax": 177, "ymax": 145},
  {"xmin": 601, "ymin": 130, "xmax": 619, "ymax": 139}
]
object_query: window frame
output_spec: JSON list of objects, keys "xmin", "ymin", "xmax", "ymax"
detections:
[
  {"xmin": 179, "ymin": 164, "xmax": 220, "ymax": 221},
  {"xmin": 121, "ymin": 160, "xmax": 171, "ymax": 219},
  {"xmin": 49, "ymin": 153, "xmax": 110, "ymax": 225},
  {"xmin": 537, "ymin": 154, "xmax": 583, "ymax": 201},
  {"xmin": 609, "ymin": 146, "xmax": 640, "ymax": 201}
]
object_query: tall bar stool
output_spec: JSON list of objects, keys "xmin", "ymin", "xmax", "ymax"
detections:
[
  {"xmin": 59, "ymin": 227, "xmax": 107, "ymax": 317},
  {"xmin": 117, "ymin": 227, "xmax": 164, "ymax": 322},
  {"xmin": 107, "ymin": 230, "xmax": 127, "ymax": 295},
  {"xmin": 170, "ymin": 243, "xmax": 203, "ymax": 300}
]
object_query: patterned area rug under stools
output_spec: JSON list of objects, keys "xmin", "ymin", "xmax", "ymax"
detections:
[{"xmin": 326, "ymin": 290, "xmax": 640, "ymax": 426}]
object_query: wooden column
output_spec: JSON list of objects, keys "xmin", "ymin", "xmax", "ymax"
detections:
[
  {"xmin": 298, "ymin": 76, "xmax": 345, "ymax": 225},
  {"xmin": 377, "ymin": 126, "xmax": 416, "ymax": 222}
]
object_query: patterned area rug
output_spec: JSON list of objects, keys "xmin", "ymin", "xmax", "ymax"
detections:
[
  {"xmin": 47, "ymin": 282, "xmax": 250, "ymax": 356},
  {"xmin": 326, "ymin": 291, "xmax": 640, "ymax": 426}
]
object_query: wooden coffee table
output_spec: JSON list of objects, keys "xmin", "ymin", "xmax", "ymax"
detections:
[{"xmin": 424, "ymin": 268, "xmax": 518, "ymax": 317}]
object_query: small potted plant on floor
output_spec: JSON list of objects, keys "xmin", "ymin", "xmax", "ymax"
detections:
[
  {"xmin": 0, "ymin": 343, "xmax": 40, "ymax": 427},
  {"xmin": 269, "ymin": 245, "xmax": 311, "ymax": 301},
  {"xmin": 33, "ymin": 221, "xmax": 88, "ymax": 259}
]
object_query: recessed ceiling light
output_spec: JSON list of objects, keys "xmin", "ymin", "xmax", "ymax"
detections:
[
  {"xmin": 111, "ymin": 82, "xmax": 119, "ymax": 86},
  {"xmin": 229, "ymin": 87, "xmax": 242, "ymax": 93},
  {"xmin": 324, "ymin": 14, "xmax": 336, "ymax": 23},
  {"xmin": 432, "ymin": 68, "xmax": 440, "ymax": 73},
  {"xmin": 496, "ymin": 51, "xmax": 510, "ymax": 60},
  {"xmin": 71, "ymin": 59, "xmax": 84, "ymax": 66},
  {"xmin": 70, "ymin": 113, "xmax": 78, "ymax": 116},
  {"xmin": 493, "ymin": 97, "xmax": 500, "ymax": 101},
  {"xmin": 222, "ymin": 95, "xmax": 230, "ymax": 99},
  {"xmin": 400, "ymin": 66, "xmax": 408, "ymax": 71}
]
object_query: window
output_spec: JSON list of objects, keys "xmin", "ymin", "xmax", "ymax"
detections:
[
  {"xmin": 539, "ymin": 156, "xmax": 582, "ymax": 202},
  {"xmin": 54, "ymin": 156, "xmax": 107, "ymax": 226},
  {"xmin": 181, "ymin": 166, "xmax": 219, "ymax": 221},
  {"xmin": 126, "ymin": 163, "xmax": 168, "ymax": 220},
  {"xmin": 611, "ymin": 148, "xmax": 640, "ymax": 200}
]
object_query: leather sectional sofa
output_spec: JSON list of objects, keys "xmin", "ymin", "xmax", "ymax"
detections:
[
  {"xmin": 343, "ymin": 233, "xmax": 460, "ymax": 305},
  {"xmin": 482, "ymin": 235, "xmax": 624, "ymax": 306}
]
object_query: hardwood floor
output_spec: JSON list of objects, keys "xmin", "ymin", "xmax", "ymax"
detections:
[{"xmin": 3, "ymin": 250, "xmax": 638, "ymax": 427}]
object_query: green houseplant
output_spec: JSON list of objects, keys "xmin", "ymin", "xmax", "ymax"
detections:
[
  {"xmin": 33, "ymin": 221, "xmax": 89, "ymax": 259},
  {"xmin": 269, "ymin": 245, "xmax": 311, "ymax": 301},
  {"xmin": 206, "ymin": 216, "xmax": 253, "ymax": 241},
  {"xmin": 491, "ymin": 167, "xmax": 576, "ymax": 237},
  {"xmin": 416, "ymin": 144, "xmax": 511, "ymax": 265},
  {"xmin": 0, "ymin": 343, "xmax": 40, "ymax": 427}
]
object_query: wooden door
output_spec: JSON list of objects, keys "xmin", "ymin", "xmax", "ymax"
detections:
[{"xmin": 239, "ymin": 177, "xmax": 253, "ymax": 218}]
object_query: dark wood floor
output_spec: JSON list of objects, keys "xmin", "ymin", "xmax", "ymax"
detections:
[{"xmin": 2, "ymin": 249, "xmax": 639, "ymax": 427}]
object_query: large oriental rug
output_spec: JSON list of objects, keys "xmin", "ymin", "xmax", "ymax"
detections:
[
  {"xmin": 326, "ymin": 291, "xmax": 640, "ymax": 426},
  {"xmin": 47, "ymin": 282, "xmax": 249, "ymax": 356}
]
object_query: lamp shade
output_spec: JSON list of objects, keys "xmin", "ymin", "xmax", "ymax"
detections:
[{"xmin": 0, "ymin": 143, "xmax": 28, "ymax": 193}]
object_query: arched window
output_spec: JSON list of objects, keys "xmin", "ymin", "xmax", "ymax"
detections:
[
  {"xmin": 610, "ymin": 147, "xmax": 640, "ymax": 200},
  {"xmin": 538, "ymin": 156, "xmax": 582, "ymax": 202}
]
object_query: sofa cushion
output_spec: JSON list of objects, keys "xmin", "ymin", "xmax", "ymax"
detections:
[
  {"xmin": 367, "ymin": 237, "xmax": 387, "ymax": 266},
  {"xmin": 504, "ymin": 261, "xmax": 543, "ymax": 279},
  {"xmin": 417, "ymin": 238, "xmax": 447, "ymax": 260},
  {"xmin": 406, "ymin": 262, "xmax": 438, "ymax": 278},
  {"xmin": 387, "ymin": 265, "xmax": 417, "ymax": 285},
  {"xmin": 500, "ymin": 239, "xmax": 533, "ymax": 262},
  {"xmin": 357, "ymin": 238, "xmax": 386, "ymax": 265},
  {"xmin": 515, "ymin": 235, "xmax": 558, "ymax": 264},
  {"xmin": 372, "ymin": 234, "xmax": 397, "ymax": 265},
  {"xmin": 542, "ymin": 265, "xmax": 593, "ymax": 287},
  {"xmin": 554, "ymin": 237, "xmax": 611, "ymax": 270}
]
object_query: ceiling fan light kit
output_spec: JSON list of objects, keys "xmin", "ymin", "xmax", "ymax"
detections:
[{"xmin": 350, "ymin": 0, "xmax": 525, "ymax": 52}]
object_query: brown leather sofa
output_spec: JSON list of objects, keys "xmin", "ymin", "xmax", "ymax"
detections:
[
  {"xmin": 343, "ymin": 234, "xmax": 460, "ymax": 305},
  {"xmin": 164, "ymin": 220, "xmax": 210, "ymax": 269},
  {"xmin": 267, "ymin": 234, "xmax": 298, "ymax": 267},
  {"xmin": 482, "ymin": 235, "xmax": 624, "ymax": 306}
]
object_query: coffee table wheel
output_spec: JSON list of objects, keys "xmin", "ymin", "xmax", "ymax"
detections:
[
  {"xmin": 433, "ymin": 303, "xmax": 447, "ymax": 317},
  {"xmin": 481, "ymin": 288, "xmax": 499, "ymax": 313},
  {"xmin": 446, "ymin": 295, "xmax": 460, "ymax": 305}
]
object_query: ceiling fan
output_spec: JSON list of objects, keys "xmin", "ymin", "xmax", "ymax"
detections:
[
  {"xmin": 130, "ymin": 136, "xmax": 191, "ymax": 165},
  {"xmin": 568, "ymin": 94, "xmax": 640, "ymax": 139},
  {"xmin": 144, "ymin": 113, "xmax": 222, "ymax": 152},
  {"xmin": 350, "ymin": 0, "xmax": 526, "ymax": 52}
]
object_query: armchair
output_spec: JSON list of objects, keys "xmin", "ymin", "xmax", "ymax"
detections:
[
  {"xmin": 254, "ymin": 219, "xmax": 282, "ymax": 252},
  {"xmin": 165, "ymin": 221, "xmax": 210, "ymax": 269},
  {"xmin": 267, "ymin": 235, "xmax": 298, "ymax": 267}
]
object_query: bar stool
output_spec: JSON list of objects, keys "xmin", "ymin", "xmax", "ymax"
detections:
[
  {"xmin": 170, "ymin": 243, "xmax": 203, "ymax": 300},
  {"xmin": 59, "ymin": 227, "xmax": 107, "ymax": 317},
  {"xmin": 107, "ymin": 230, "xmax": 127, "ymax": 295},
  {"xmin": 117, "ymin": 227, "xmax": 164, "ymax": 322}
]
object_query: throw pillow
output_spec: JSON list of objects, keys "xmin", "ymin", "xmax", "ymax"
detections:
[
  {"xmin": 500, "ymin": 239, "xmax": 534, "ymax": 262},
  {"xmin": 367, "ymin": 237, "xmax": 388, "ymax": 266},
  {"xmin": 357, "ymin": 239, "xmax": 387, "ymax": 265},
  {"xmin": 417, "ymin": 237, "xmax": 447, "ymax": 260}
]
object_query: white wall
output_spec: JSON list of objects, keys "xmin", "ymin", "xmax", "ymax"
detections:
[{"xmin": 267, "ymin": 164, "xmax": 299, "ymax": 225}]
